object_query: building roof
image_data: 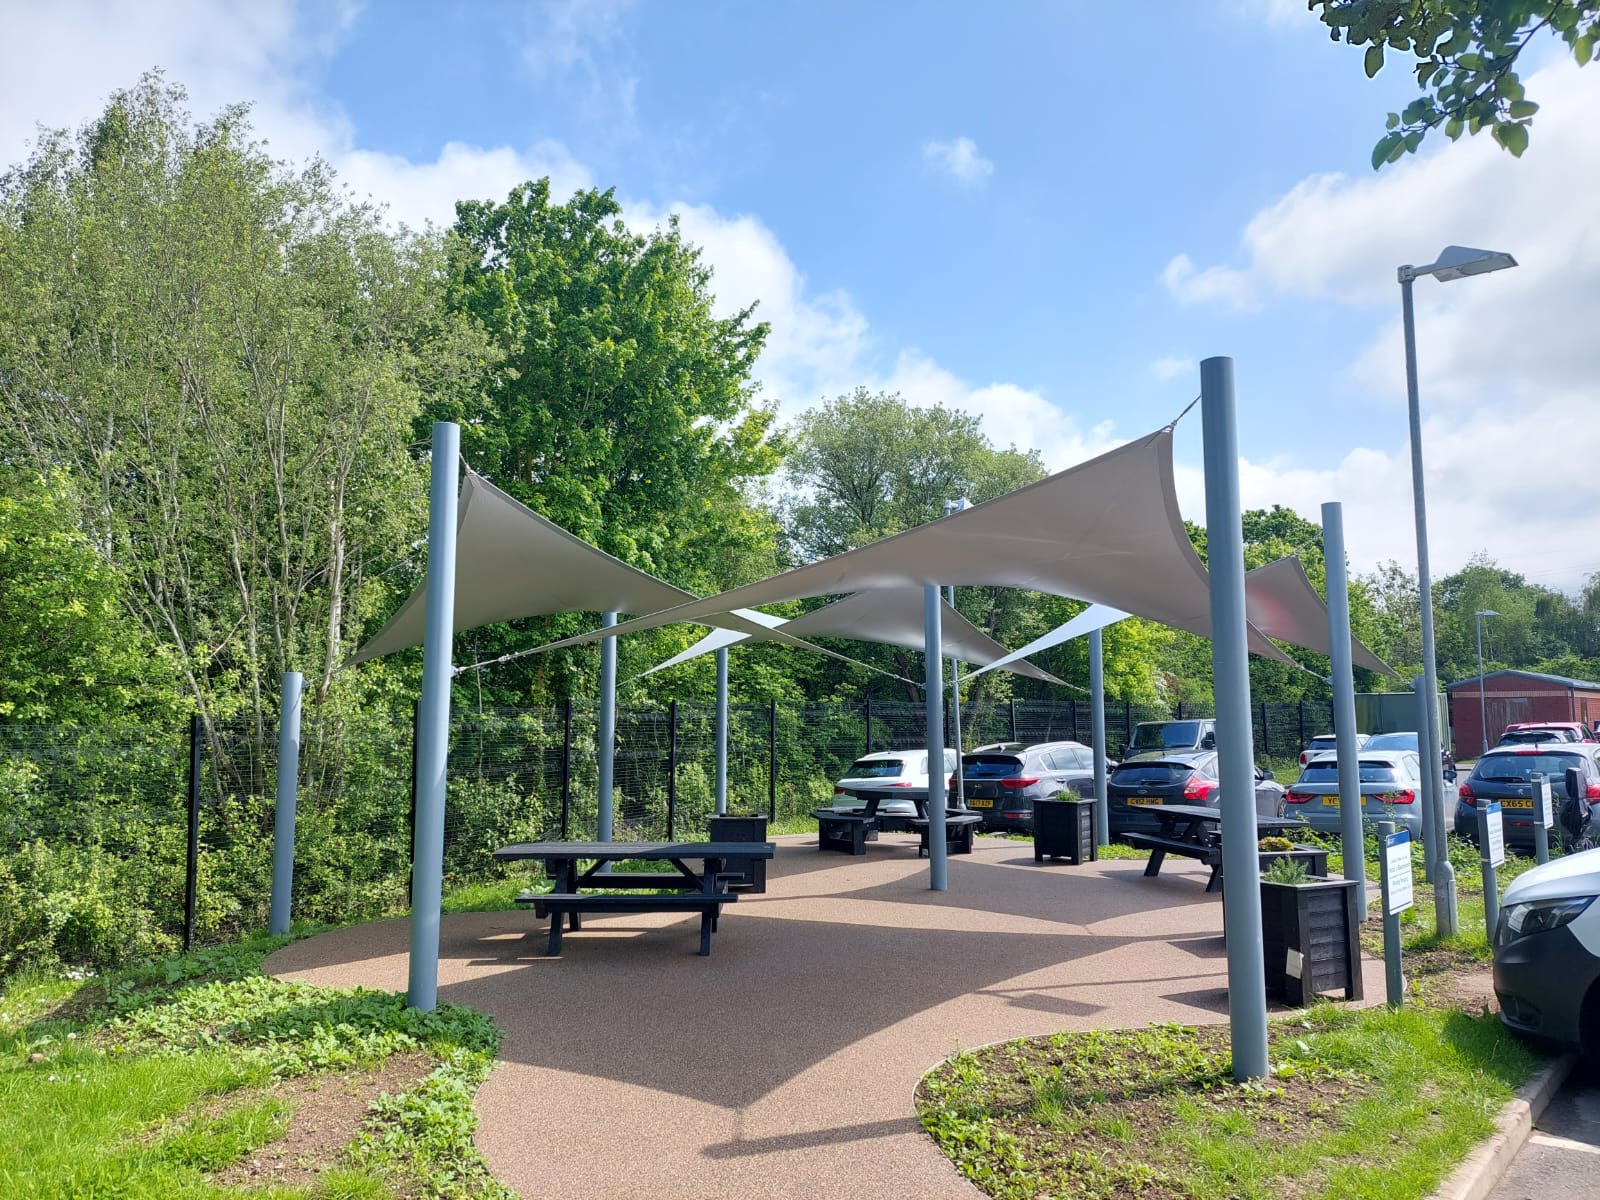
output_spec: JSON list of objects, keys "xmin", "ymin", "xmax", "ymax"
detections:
[{"xmin": 1447, "ymin": 668, "xmax": 1600, "ymax": 692}]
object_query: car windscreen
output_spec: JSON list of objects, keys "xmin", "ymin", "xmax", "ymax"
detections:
[
  {"xmin": 845, "ymin": 760, "xmax": 904, "ymax": 778},
  {"xmin": 1299, "ymin": 761, "xmax": 1401, "ymax": 784},
  {"xmin": 1112, "ymin": 762, "xmax": 1194, "ymax": 785},
  {"xmin": 1132, "ymin": 721, "xmax": 1202, "ymax": 751},
  {"xmin": 1364, "ymin": 733, "xmax": 1417, "ymax": 752},
  {"xmin": 1471, "ymin": 753, "xmax": 1588, "ymax": 783},
  {"xmin": 963, "ymin": 755, "xmax": 1024, "ymax": 778}
]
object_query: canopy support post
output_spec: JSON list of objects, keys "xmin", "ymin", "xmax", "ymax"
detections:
[
  {"xmin": 1090, "ymin": 628, "xmax": 1108, "ymax": 846},
  {"xmin": 598, "ymin": 611, "xmax": 617, "ymax": 843},
  {"xmin": 715, "ymin": 646, "xmax": 729, "ymax": 815},
  {"xmin": 924, "ymin": 585, "xmax": 948, "ymax": 891},
  {"xmin": 1322, "ymin": 501, "xmax": 1367, "ymax": 910}
]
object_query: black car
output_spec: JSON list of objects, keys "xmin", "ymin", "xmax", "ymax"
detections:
[
  {"xmin": 1456, "ymin": 745, "xmax": 1600, "ymax": 849},
  {"xmin": 1106, "ymin": 751, "xmax": 1285, "ymax": 837},
  {"xmin": 960, "ymin": 740, "xmax": 1103, "ymax": 833}
]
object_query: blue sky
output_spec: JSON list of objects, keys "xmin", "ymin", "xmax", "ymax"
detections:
[{"xmin": 3, "ymin": 0, "xmax": 1596, "ymax": 588}]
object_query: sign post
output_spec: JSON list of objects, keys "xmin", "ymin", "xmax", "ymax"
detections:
[
  {"xmin": 1531, "ymin": 772, "xmax": 1552, "ymax": 865},
  {"xmin": 1477, "ymin": 800, "xmax": 1505, "ymax": 941},
  {"xmin": 1377, "ymin": 821, "xmax": 1412, "ymax": 1007}
]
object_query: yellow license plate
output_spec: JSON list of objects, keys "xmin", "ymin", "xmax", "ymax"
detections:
[
  {"xmin": 967, "ymin": 798, "xmax": 994, "ymax": 808},
  {"xmin": 1322, "ymin": 797, "xmax": 1341, "ymax": 806},
  {"xmin": 1128, "ymin": 797, "xmax": 1163, "ymax": 807},
  {"xmin": 1503, "ymin": 798, "xmax": 1534, "ymax": 809}
]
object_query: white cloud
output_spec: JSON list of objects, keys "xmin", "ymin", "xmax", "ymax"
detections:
[
  {"xmin": 1149, "ymin": 355, "xmax": 1196, "ymax": 382},
  {"xmin": 922, "ymin": 136, "xmax": 994, "ymax": 186},
  {"xmin": 521, "ymin": 0, "xmax": 638, "ymax": 140},
  {"xmin": 1161, "ymin": 253, "xmax": 1258, "ymax": 310},
  {"xmin": 340, "ymin": 140, "xmax": 593, "ymax": 231},
  {"xmin": 1227, "ymin": 0, "xmax": 1307, "ymax": 26}
]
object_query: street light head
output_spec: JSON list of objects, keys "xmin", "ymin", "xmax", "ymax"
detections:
[
  {"xmin": 1421, "ymin": 245, "xmax": 1518, "ymax": 283},
  {"xmin": 1476, "ymin": 609, "xmax": 1500, "ymax": 618}
]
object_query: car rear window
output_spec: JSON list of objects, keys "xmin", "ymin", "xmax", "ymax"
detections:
[
  {"xmin": 1132, "ymin": 722, "xmax": 1204, "ymax": 751},
  {"xmin": 1112, "ymin": 762, "xmax": 1194, "ymax": 785},
  {"xmin": 1471, "ymin": 753, "xmax": 1589, "ymax": 783},
  {"xmin": 963, "ymin": 755, "xmax": 1025, "ymax": 778},
  {"xmin": 846, "ymin": 760, "xmax": 904, "ymax": 778},
  {"xmin": 1299, "ymin": 761, "xmax": 1400, "ymax": 784},
  {"xmin": 1365, "ymin": 733, "xmax": 1417, "ymax": 752}
]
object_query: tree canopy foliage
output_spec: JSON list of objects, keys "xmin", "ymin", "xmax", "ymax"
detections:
[{"xmin": 1310, "ymin": 0, "xmax": 1599, "ymax": 165}]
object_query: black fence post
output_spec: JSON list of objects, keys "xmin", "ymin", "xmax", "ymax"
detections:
[
  {"xmin": 1297, "ymin": 699, "xmax": 1305, "ymax": 747},
  {"xmin": 409, "ymin": 700, "xmax": 419, "ymax": 900},
  {"xmin": 1260, "ymin": 700, "xmax": 1270, "ymax": 756},
  {"xmin": 769, "ymin": 698, "xmax": 778, "ymax": 820},
  {"xmin": 1176, "ymin": 700, "xmax": 1184, "ymax": 720},
  {"xmin": 1124, "ymin": 701, "xmax": 1133, "ymax": 747},
  {"xmin": 865, "ymin": 698, "xmax": 873, "ymax": 754},
  {"xmin": 1009, "ymin": 698, "xmax": 1018, "ymax": 742},
  {"xmin": 184, "ymin": 713, "xmax": 201, "ymax": 952},
  {"xmin": 667, "ymin": 699, "xmax": 678, "ymax": 839},
  {"xmin": 560, "ymin": 697, "xmax": 572, "ymax": 838}
]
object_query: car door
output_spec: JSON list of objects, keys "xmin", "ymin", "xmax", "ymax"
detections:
[{"xmin": 1253, "ymin": 762, "xmax": 1287, "ymax": 819}]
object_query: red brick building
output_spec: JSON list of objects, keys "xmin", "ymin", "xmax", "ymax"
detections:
[{"xmin": 1447, "ymin": 669, "xmax": 1600, "ymax": 758}]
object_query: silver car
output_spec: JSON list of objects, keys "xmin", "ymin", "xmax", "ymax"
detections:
[
  {"xmin": 1284, "ymin": 750, "xmax": 1425, "ymax": 839},
  {"xmin": 960, "ymin": 740, "xmax": 1102, "ymax": 833}
]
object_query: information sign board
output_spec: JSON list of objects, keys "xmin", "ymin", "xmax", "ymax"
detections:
[{"xmin": 1385, "ymin": 830, "xmax": 1414, "ymax": 915}]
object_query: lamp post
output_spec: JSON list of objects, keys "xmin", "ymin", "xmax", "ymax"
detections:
[
  {"xmin": 1475, "ymin": 609, "xmax": 1499, "ymax": 753},
  {"xmin": 1399, "ymin": 245, "xmax": 1517, "ymax": 940}
]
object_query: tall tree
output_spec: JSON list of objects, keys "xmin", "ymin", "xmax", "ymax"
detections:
[
  {"xmin": 1310, "ymin": 0, "xmax": 1599, "ymax": 164},
  {"xmin": 0, "ymin": 75, "xmax": 479, "ymax": 729},
  {"xmin": 429, "ymin": 181, "xmax": 784, "ymax": 705}
]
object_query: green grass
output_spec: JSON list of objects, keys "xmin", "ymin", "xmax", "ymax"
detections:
[
  {"xmin": 0, "ymin": 931, "xmax": 512, "ymax": 1198},
  {"xmin": 918, "ymin": 1004, "xmax": 1544, "ymax": 1200}
]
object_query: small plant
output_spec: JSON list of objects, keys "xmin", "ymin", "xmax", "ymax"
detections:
[
  {"xmin": 1263, "ymin": 857, "xmax": 1311, "ymax": 885},
  {"xmin": 1053, "ymin": 789, "xmax": 1075, "ymax": 800},
  {"xmin": 1258, "ymin": 836, "xmax": 1295, "ymax": 853}
]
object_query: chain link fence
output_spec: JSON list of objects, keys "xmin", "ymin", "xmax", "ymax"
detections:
[{"xmin": 0, "ymin": 695, "xmax": 1348, "ymax": 973}]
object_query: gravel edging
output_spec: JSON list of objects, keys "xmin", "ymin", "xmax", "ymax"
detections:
[{"xmin": 1427, "ymin": 1051, "xmax": 1576, "ymax": 1200}]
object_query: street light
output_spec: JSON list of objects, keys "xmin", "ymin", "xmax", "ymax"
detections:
[
  {"xmin": 1400, "ymin": 245, "xmax": 1517, "ymax": 939},
  {"xmin": 1475, "ymin": 609, "xmax": 1500, "ymax": 754}
]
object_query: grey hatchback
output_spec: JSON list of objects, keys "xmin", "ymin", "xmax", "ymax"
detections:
[
  {"xmin": 1107, "ymin": 751, "xmax": 1286, "ymax": 836},
  {"xmin": 960, "ymin": 740, "xmax": 1100, "ymax": 832}
]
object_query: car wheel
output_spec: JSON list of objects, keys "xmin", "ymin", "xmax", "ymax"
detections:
[{"xmin": 1276, "ymin": 797, "xmax": 1287, "ymax": 818}]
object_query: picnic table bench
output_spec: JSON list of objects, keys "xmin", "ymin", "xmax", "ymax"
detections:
[
  {"xmin": 1121, "ymin": 805, "xmax": 1306, "ymax": 892},
  {"xmin": 493, "ymin": 840, "xmax": 775, "ymax": 957},
  {"xmin": 908, "ymin": 811, "xmax": 982, "ymax": 857}
]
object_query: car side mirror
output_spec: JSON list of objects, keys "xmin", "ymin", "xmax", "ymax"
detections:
[
  {"xmin": 1261, "ymin": 768, "xmax": 1275, "ymax": 782},
  {"xmin": 1202, "ymin": 733, "xmax": 1216, "ymax": 750},
  {"xmin": 1443, "ymin": 767, "xmax": 1457, "ymax": 782}
]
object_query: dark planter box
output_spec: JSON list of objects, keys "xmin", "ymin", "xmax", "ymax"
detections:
[
  {"xmin": 1257, "ymin": 847, "xmax": 1329, "ymax": 876},
  {"xmin": 1259, "ymin": 876, "xmax": 1363, "ymax": 1006},
  {"xmin": 708, "ymin": 814, "xmax": 769, "ymax": 894},
  {"xmin": 1032, "ymin": 797, "xmax": 1097, "ymax": 865}
]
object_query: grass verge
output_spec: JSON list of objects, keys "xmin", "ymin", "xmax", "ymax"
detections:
[
  {"xmin": 0, "ymin": 932, "xmax": 512, "ymax": 1198},
  {"xmin": 917, "ymin": 1004, "xmax": 1542, "ymax": 1200}
]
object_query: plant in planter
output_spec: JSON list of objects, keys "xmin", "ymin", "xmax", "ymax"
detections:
[
  {"xmin": 1258, "ymin": 836, "xmax": 1296, "ymax": 853},
  {"xmin": 1259, "ymin": 862, "xmax": 1364, "ymax": 1006}
]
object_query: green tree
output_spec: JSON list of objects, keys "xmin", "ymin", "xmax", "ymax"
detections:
[
  {"xmin": 0, "ymin": 75, "xmax": 478, "ymax": 730},
  {"xmin": 1310, "ymin": 0, "xmax": 1599, "ymax": 165},
  {"xmin": 430, "ymin": 180, "xmax": 784, "ymax": 706},
  {"xmin": 0, "ymin": 473, "xmax": 183, "ymax": 723}
]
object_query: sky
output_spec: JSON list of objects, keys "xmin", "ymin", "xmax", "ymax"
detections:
[{"xmin": 3, "ymin": 0, "xmax": 1596, "ymax": 591}]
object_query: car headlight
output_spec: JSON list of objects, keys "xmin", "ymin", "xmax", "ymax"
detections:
[{"xmin": 1497, "ymin": 896, "xmax": 1597, "ymax": 947}]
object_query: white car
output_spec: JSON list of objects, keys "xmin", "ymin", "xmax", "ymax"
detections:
[
  {"xmin": 832, "ymin": 749, "xmax": 958, "ymax": 816},
  {"xmin": 1494, "ymin": 847, "xmax": 1600, "ymax": 1052}
]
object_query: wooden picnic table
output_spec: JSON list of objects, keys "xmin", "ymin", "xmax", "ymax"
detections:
[
  {"xmin": 1122, "ymin": 804, "xmax": 1306, "ymax": 892},
  {"xmin": 492, "ymin": 840, "xmax": 777, "ymax": 956}
]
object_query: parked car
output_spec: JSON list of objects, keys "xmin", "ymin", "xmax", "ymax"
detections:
[
  {"xmin": 1121, "ymin": 719, "xmax": 1215, "ymax": 758},
  {"xmin": 1106, "ymin": 751, "xmax": 1284, "ymax": 836},
  {"xmin": 1362, "ymin": 730, "xmax": 1457, "ymax": 782},
  {"xmin": 1499, "ymin": 722, "xmax": 1593, "ymax": 745},
  {"xmin": 1493, "ymin": 847, "xmax": 1600, "ymax": 1052},
  {"xmin": 1298, "ymin": 732, "xmax": 1372, "ymax": 769},
  {"xmin": 1455, "ymin": 745, "xmax": 1600, "ymax": 850},
  {"xmin": 831, "ymin": 748, "xmax": 958, "ymax": 816},
  {"xmin": 1284, "ymin": 750, "xmax": 1425, "ymax": 839},
  {"xmin": 960, "ymin": 740, "xmax": 1104, "ymax": 833}
]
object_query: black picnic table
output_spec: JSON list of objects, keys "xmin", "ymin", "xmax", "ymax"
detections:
[
  {"xmin": 812, "ymin": 791, "xmax": 978, "ymax": 855},
  {"xmin": 1122, "ymin": 804, "xmax": 1306, "ymax": 892},
  {"xmin": 492, "ymin": 840, "xmax": 777, "ymax": 956}
]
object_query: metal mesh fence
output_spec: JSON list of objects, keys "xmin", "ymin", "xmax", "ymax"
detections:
[{"xmin": 0, "ymin": 695, "xmax": 1352, "ymax": 970}]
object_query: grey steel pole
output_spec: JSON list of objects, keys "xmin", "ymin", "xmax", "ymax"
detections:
[
  {"xmin": 269, "ymin": 671, "xmax": 303, "ymax": 936},
  {"xmin": 597, "ymin": 611, "xmax": 618, "ymax": 843},
  {"xmin": 184, "ymin": 713, "xmax": 201, "ymax": 952},
  {"xmin": 1090, "ymin": 626, "xmax": 1109, "ymax": 847},
  {"xmin": 1477, "ymin": 803, "xmax": 1501, "ymax": 940},
  {"xmin": 408, "ymin": 421, "xmax": 459, "ymax": 1011},
  {"xmin": 1321, "ymin": 503, "xmax": 1367, "ymax": 910},
  {"xmin": 1201, "ymin": 356, "xmax": 1269, "ymax": 1082},
  {"xmin": 1377, "ymin": 820, "xmax": 1405, "ymax": 1007},
  {"xmin": 1413, "ymin": 674, "xmax": 1438, "ymax": 884},
  {"xmin": 924, "ymin": 584, "xmax": 948, "ymax": 891},
  {"xmin": 1477, "ymin": 616, "xmax": 1489, "ymax": 755},
  {"xmin": 1401, "ymin": 272, "xmax": 1458, "ymax": 937},
  {"xmin": 715, "ymin": 646, "xmax": 729, "ymax": 815},
  {"xmin": 946, "ymin": 582, "xmax": 965, "ymax": 809}
]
